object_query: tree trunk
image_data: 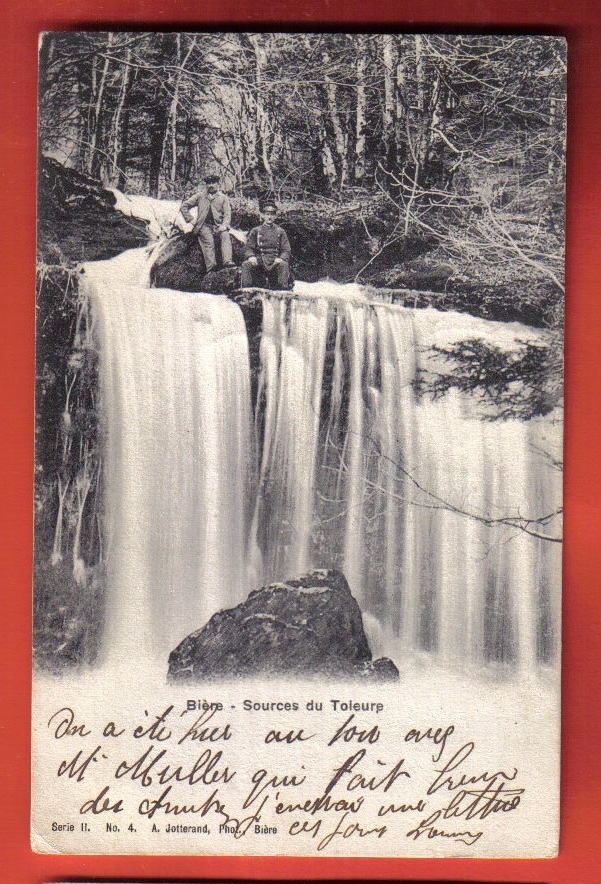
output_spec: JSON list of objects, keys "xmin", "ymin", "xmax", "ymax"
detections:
[
  {"xmin": 148, "ymin": 101, "xmax": 169, "ymax": 197},
  {"xmin": 247, "ymin": 34, "xmax": 275, "ymax": 189},
  {"xmin": 354, "ymin": 36, "xmax": 367, "ymax": 185},
  {"xmin": 161, "ymin": 35, "xmax": 197, "ymax": 186},
  {"xmin": 413, "ymin": 35, "xmax": 427, "ymax": 176},
  {"xmin": 309, "ymin": 121, "xmax": 334, "ymax": 194},
  {"xmin": 323, "ymin": 53, "xmax": 348, "ymax": 191},
  {"xmin": 381, "ymin": 35, "xmax": 396, "ymax": 172},
  {"xmin": 38, "ymin": 33, "xmax": 56, "ymax": 94},
  {"xmin": 107, "ymin": 48, "xmax": 132, "ymax": 187},
  {"xmin": 147, "ymin": 34, "xmax": 177, "ymax": 196},
  {"xmin": 395, "ymin": 41, "xmax": 409, "ymax": 171},
  {"xmin": 411, "ymin": 36, "xmax": 444, "ymax": 187},
  {"xmin": 115, "ymin": 75, "xmax": 132, "ymax": 191},
  {"xmin": 87, "ymin": 33, "xmax": 114, "ymax": 178}
]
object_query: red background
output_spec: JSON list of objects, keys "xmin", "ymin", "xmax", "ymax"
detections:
[{"xmin": 1, "ymin": 1, "xmax": 599, "ymax": 882}]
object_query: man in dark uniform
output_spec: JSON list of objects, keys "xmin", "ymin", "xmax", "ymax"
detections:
[
  {"xmin": 241, "ymin": 201, "xmax": 292, "ymax": 289},
  {"xmin": 180, "ymin": 173, "xmax": 234, "ymax": 273}
]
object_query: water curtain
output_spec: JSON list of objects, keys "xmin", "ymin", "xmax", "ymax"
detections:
[{"xmin": 81, "ymin": 253, "xmax": 561, "ymax": 672}]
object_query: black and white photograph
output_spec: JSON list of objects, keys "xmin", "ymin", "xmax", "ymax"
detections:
[{"xmin": 32, "ymin": 32, "xmax": 565, "ymax": 857}]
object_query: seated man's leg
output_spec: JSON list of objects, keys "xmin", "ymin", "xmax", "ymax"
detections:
[
  {"xmin": 218, "ymin": 229, "xmax": 233, "ymax": 267},
  {"xmin": 240, "ymin": 259, "xmax": 256, "ymax": 288},
  {"xmin": 274, "ymin": 260, "xmax": 290, "ymax": 289},
  {"xmin": 198, "ymin": 225, "xmax": 217, "ymax": 273}
]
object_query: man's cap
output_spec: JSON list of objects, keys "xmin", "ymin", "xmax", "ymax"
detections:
[
  {"xmin": 204, "ymin": 173, "xmax": 220, "ymax": 183},
  {"xmin": 261, "ymin": 200, "xmax": 278, "ymax": 213}
]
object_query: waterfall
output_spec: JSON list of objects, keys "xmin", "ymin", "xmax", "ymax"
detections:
[
  {"xmin": 254, "ymin": 285, "xmax": 561, "ymax": 670},
  {"xmin": 82, "ymin": 251, "xmax": 256, "ymax": 663},
  {"xmin": 82, "ymin": 255, "xmax": 561, "ymax": 673}
]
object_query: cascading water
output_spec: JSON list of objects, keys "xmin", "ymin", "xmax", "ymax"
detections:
[
  {"xmin": 252, "ymin": 282, "xmax": 561, "ymax": 671},
  {"xmin": 82, "ymin": 250, "xmax": 257, "ymax": 663},
  {"xmin": 81, "ymin": 252, "xmax": 561, "ymax": 674}
]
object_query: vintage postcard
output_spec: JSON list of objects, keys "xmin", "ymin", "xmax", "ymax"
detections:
[{"xmin": 32, "ymin": 32, "xmax": 565, "ymax": 857}]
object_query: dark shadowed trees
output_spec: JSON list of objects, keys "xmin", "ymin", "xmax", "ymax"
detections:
[{"xmin": 39, "ymin": 33, "xmax": 565, "ymax": 294}]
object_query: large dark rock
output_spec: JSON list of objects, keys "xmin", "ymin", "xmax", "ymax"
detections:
[
  {"xmin": 167, "ymin": 568, "xmax": 399, "ymax": 682},
  {"xmin": 37, "ymin": 155, "xmax": 148, "ymax": 264},
  {"xmin": 150, "ymin": 229, "xmax": 245, "ymax": 292}
]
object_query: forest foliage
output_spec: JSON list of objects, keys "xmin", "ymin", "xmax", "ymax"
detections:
[{"xmin": 39, "ymin": 32, "xmax": 566, "ymax": 296}]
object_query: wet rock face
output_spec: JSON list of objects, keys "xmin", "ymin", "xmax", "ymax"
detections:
[
  {"xmin": 37, "ymin": 155, "xmax": 148, "ymax": 263},
  {"xmin": 167, "ymin": 569, "xmax": 399, "ymax": 682},
  {"xmin": 150, "ymin": 230, "xmax": 245, "ymax": 293}
]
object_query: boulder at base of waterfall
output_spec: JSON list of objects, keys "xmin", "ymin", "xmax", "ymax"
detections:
[{"xmin": 167, "ymin": 569, "xmax": 399, "ymax": 681}]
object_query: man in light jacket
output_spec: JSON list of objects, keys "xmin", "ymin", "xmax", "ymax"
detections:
[{"xmin": 180, "ymin": 173, "xmax": 234, "ymax": 273}]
